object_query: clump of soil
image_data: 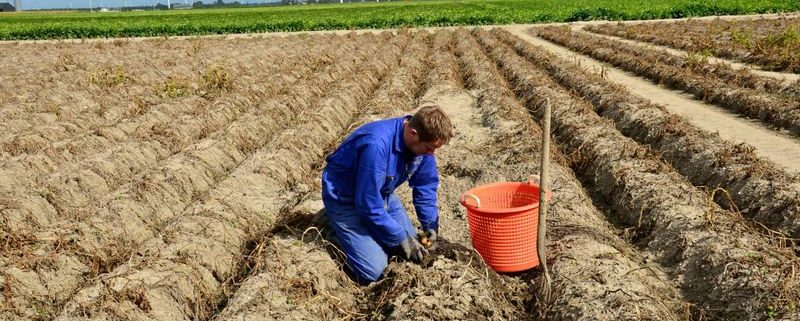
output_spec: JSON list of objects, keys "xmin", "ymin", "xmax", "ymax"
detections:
[{"xmin": 363, "ymin": 239, "xmax": 529, "ymax": 321}]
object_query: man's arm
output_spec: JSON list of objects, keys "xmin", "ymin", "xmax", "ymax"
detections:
[
  {"xmin": 354, "ymin": 139, "xmax": 407, "ymax": 247},
  {"xmin": 408, "ymin": 155, "xmax": 439, "ymax": 233}
]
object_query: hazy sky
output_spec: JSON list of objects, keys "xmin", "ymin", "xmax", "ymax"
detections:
[{"xmin": 14, "ymin": 0, "xmax": 247, "ymax": 10}]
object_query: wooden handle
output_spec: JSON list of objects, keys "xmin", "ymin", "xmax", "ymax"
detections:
[{"xmin": 538, "ymin": 97, "xmax": 553, "ymax": 297}]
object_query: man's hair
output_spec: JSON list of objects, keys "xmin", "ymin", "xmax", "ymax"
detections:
[{"xmin": 409, "ymin": 105, "xmax": 453, "ymax": 144}]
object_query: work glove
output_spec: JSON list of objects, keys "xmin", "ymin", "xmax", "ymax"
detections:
[
  {"xmin": 419, "ymin": 229, "xmax": 437, "ymax": 250},
  {"xmin": 397, "ymin": 236, "xmax": 428, "ymax": 263}
]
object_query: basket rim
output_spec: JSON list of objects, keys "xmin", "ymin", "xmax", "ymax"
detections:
[{"xmin": 459, "ymin": 181, "xmax": 553, "ymax": 214}]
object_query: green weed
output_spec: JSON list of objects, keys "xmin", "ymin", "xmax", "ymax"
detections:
[
  {"xmin": 685, "ymin": 49, "xmax": 712, "ymax": 70},
  {"xmin": 199, "ymin": 65, "xmax": 234, "ymax": 98},
  {"xmin": 730, "ymin": 28, "xmax": 752, "ymax": 48},
  {"xmin": 87, "ymin": 65, "xmax": 130, "ymax": 87},
  {"xmin": 762, "ymin": 27, "xmax": 800, "ymax": 47},
  {"xmin": 156, "ymin": 76, "xmax": 192, "ymax": 98}
]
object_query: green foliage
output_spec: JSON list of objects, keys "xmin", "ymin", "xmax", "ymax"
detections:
[
  {"xmin": 156, "ymin": 76, "xmax": 192, "ymax": 98},
  {"xmin": 730, "ymin": 28, "xmax": 752, "ymax": 48},
  {"xmin": 762, "ymin": 27, "xmax": 800, "ymax": 47},
  {"xmin": 199, "ymin": 65, "xmax": 234, "ymax": 98},
  {"xmin": 686, "ymin": 49, "xmax": 713, "ymax": 70},
  {"xmin": 87, "ymin": 65, "xmax": 130, "ymax": 87},
  {"xmin": 766, "ymin": 304, "xmax": 776, "ymax": 319},
  {"xmin": 2, "ymin": 0, "xmax": 800, "ymax": 40}
]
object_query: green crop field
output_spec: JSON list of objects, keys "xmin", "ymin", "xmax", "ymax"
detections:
[{"xmin": 1, "ymin": 0, "xmax": 799, "ymax": 40}]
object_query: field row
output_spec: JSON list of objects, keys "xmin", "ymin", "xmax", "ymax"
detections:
[
  {"xmin": 211, "ymin": 31, "xmax": 470, "ymax": 320},
  {"xmin": 585, "ymin": 16, "xmax": 800, "ymax": 73},
  {"xmin": 580, "ymin": 28, "xmax": 800, "ymax": 98},
  {"xmin": 481, "ymin": 28, "xmax": 800, "ymax": 320},
  {"xmin": 535, "ymin": 26, "xmax": 800, "ymax": 135},
  {"xmin": 1, "ymin": 31, "xmax": 392, "ymax": 320},
  {"xmin": 522, "ymin": 26, "xmax": 800, "ymax": 245},
  {"xmin": 454, "ymin": 29, "xmax": 689, "ymax": 320},
  {"xmin": 0, "ymin": 36, "xmax": 300, "ymax": 149},
  {"xmin": 0, "ymin": 34, "xmax": 344, "ymax": 234},
  {"xmin": 57, "ymin": 29, "xmax": 428, "ymax": 321}
]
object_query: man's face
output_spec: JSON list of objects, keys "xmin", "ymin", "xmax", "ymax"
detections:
[{"xmin": 407, "ymin": 128, "xmax": 445, "ymax": 155}]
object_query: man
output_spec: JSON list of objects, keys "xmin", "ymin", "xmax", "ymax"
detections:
[{"xmin": 321, "ymin": 105, "xmax": 453, "ymax": 284}]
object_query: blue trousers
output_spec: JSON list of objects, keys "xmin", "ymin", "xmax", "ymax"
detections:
[{"xmin": 322, "ymin": 193, "xmax": 417, "ymax": 284}]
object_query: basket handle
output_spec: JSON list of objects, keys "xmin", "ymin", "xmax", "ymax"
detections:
[
  {"xmin": 461, "ymin": 193, "xmax": 481, "ymax": 208},
  {"xmin": 528, "ymin": 175, "xmax": 540, "ymax": 185}
]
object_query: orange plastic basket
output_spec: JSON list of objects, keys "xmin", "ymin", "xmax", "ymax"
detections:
[{"xmin": 459, "ymin": 176, "xmax": 553, "ymax": 273}]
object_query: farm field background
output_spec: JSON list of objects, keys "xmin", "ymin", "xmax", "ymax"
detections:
[
  {"xmin": 2, "ymin": 0, "xmax": 800, "ymax": 40},
  {"xmin": 2, "ymin": 1, "xmax": 800, "ymax": 320}
]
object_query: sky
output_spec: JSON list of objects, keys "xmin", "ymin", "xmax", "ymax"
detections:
[{"xmin": 11, "ymin": 0, "xmax": 266, "ymax": 10}]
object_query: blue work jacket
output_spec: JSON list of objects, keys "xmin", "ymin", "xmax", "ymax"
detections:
[{"xmin": 322, "ymin": 116, "xmax": 439, "ymax": 247}]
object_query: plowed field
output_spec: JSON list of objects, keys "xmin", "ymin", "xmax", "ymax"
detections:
[{"xmin": 1, "ymin": 26, "xmax": 799, "ymax": 321}]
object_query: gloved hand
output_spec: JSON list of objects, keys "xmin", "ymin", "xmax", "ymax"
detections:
[
  {"xmin": 419, "ymin": 229, "xmax": 437, "ymax": 250},
  {"xmin": 397, "ymin": 236, "xmax": 428, "ymax": 262}
]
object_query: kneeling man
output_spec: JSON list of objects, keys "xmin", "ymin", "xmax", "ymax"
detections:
[{"xmin": 321, "ymin": 106, "xmax": 452, "ymax": 283}]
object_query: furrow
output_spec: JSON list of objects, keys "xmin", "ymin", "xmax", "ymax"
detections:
[
  {"xmin": 536, "ymin": 26, "xmax": 800, "ymax": 135},
  {"xmin": 479, "ymin": 28, "xmax": 800, "ymax": 321},
  {"xmin": 56, "ymin": 31, "xmax": 411, "ymax": 321},
  {"xmin": 492, "ymin": 28, "xmax": 800, "ymax": 251},
  {"xmin": 576, "ymin": 28, "xmax": 800, "ymax": 101},
  {"xmin": 211, "ymin": 31, "xmax": 430, "ymax": 321},
  {"xmin": 584, "ymin": 18, "xmax": 800, "ymax": 73},
  {"xmin": 0, "ymin": 36, "xmax": 337, "ymax": 235},
  {"xmin": 0, "ymin": 39, "xmax": 293, "ymax": 149},
  {"xmin": 460, "ymin": 28, "xmax": 690, "ymax": 321},
  {"xmin": 4, "ymin": 34, "xmax": 340, "ymax": 238},
  {"xmin": 0, "ymin": 33, "xmax": 386, "ymax": 321},
  {"xmin": 0, "ymin": 36, "xmax": 321, "ymax": 173},
  {"xmin": 354, "ymin": 30, "xmax": 527, "ymax": 321}
]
